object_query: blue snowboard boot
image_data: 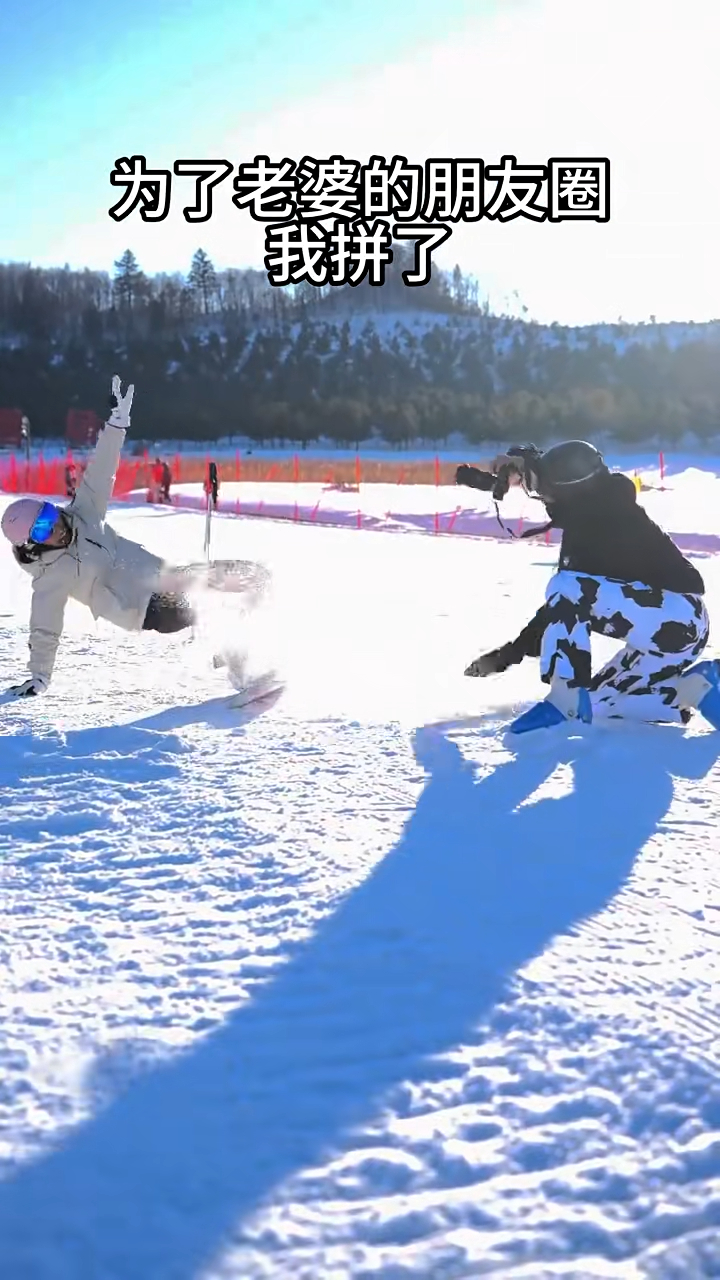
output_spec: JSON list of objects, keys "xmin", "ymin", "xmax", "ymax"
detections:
[
  {"xmin": 509, "ymin": 675, "xmax": 593, "ymax": 736},
  {"xmin": 676, "ymin": 659, "xmax": 720, "ymax": 730}
]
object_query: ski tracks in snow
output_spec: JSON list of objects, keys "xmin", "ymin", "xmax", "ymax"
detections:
[{"xmin": 0, "ymin": 513, "xmax": 720, "ymax": 1278}]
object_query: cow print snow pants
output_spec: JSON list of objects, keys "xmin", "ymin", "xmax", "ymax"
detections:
[{"xmin": 540, "ymin": 571, "xmax": 709, "ymax": 722}]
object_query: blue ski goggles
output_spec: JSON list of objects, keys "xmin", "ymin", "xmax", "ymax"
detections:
[{"xmin": 29, "ymin": 501, "xmax": 61, "ymax": 545}]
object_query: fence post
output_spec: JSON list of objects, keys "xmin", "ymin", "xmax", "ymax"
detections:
[
  {"xmin": 293, "ymin": 453, "xmax": 299, "ymax": 522},
  {"xmin": 659, "ymin": 450, "xmax": 665, "ymax": 491},
  {"xmin": 434, "ymin": 454, "xmax": 440, "ymax": 534},
  {"xmin": 355, "ymin": 453, "xmax": 362, "ymax": 530}
]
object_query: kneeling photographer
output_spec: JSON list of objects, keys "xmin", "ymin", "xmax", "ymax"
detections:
[{"xmin": 454, "ymin": 441, "xmax": 719, "ymax": 735}]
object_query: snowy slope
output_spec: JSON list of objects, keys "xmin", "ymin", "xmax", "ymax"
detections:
[
  {"xmin": 151, "ymin": 464, "xmax": 720, "ymax": 557},
  {"xmin": 1, "ymin": 503, "xmax": 720, "ymax": 1279}
]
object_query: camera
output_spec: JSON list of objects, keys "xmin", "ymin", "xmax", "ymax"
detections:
[
  {"xmin": 455, "ymin": 445, "xmax": 542, "ymax": 501},
  {"xmin": 492, "ymin": 446, "xmax": 541, "ymax": 501}
]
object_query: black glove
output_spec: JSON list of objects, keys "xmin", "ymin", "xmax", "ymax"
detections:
[
  {"xmin": 455, "ymin": 464, "xmax": 494, "ymax": 491},
  {"xmin": 464, "ymin": 645, "xmax": 515, "ymax": 677}
]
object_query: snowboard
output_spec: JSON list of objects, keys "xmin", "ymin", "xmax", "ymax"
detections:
[
  {"xmin": 212, "ymin": 648, "xmax": 284, "ymax": 711},
  {"xmin": 228, "ymin": 671, "xmax": 285, "ymax": 710}
]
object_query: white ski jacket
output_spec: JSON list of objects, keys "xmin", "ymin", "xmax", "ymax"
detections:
[{"xmin": 15, "ymin": 424, "xmax": 166, "ymax": 685}]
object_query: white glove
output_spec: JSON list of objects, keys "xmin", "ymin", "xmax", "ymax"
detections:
[
  {"xmin": 107, "ymin": 375, "xmax": 134, "ymax": 430},
  {"xmin": 7, "ymin": 675, "xmax": 48, "ymax": 698}
]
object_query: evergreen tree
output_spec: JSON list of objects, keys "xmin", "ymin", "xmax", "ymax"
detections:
[
  {"xmin": 188, "ymin": 249, "xmax": 218, "ymax": 316},
  {"xmin": 113, "ymin": 250, "xmax": 146, "ymax": 310},
  {"xmin": 451, "ymin": 264, "xmax": 468, "ymax": 308}
]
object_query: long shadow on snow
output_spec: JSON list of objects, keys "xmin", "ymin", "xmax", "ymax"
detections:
[
  {"xmin": 0, "ymin": 722, "xmax": 188, "ymax": 789},
  {"xmin": 0, "ymin": 721, "xmax": 718, "ymax": 1279},
  {"xmin": 0, "ymin": 691, "xmax": 279, "ymax": 795}
]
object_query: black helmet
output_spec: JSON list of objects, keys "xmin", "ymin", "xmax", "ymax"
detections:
[{"xmin": 534, "ymin": 440, "xmax": 607, "ymax": 499}]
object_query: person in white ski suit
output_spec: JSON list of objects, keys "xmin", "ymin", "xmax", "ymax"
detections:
[{"xmin": 1, "ymin": 377, "xmax": 196, "ymax": 698}]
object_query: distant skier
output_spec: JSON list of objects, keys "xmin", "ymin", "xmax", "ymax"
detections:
[
  {"xmin": 64, "ymin": 461, "xmax": 78, "ymax": 499},
  {"xmin": 456, "ymin": 440, "xmax": 720, "ymax": 734},
  {"xmin": 149, "ymin": 457, "xmax": 164, "ymax": 504},
  {"xmin": 1, "ymin": 377, "xmax": 198, "ymax": 698}
]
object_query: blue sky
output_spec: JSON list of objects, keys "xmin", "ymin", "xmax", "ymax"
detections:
[
  {"xmin": 2, "ymin": 0, "xmax": 718, "ymax": 325},
  {"xmin": 2, "ymin": 0, "xmax": 482, "ymax": 226}
]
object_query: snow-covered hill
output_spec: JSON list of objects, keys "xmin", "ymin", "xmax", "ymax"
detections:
[{"xmin": 164, "ymin": 306, "xmax": 720, "ymax": 384}]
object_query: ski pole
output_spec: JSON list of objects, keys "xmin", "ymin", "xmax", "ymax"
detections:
[{"xmin": 204, "ymin": 460, "xmax": 218, "ymax": 560}]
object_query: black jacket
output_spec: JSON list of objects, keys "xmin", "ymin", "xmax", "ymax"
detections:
[
  {"xmin": 550, "ymin": 472, "xmax": 703, "ymax": 593},
  {"xmin": 457, "ymin": 466, "xmax": 705, "ymax": 668}
]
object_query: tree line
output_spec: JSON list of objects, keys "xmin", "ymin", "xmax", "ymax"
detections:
[{"xmin": 0, "ymin": 249, "xmax": 718, "ymax": 446}]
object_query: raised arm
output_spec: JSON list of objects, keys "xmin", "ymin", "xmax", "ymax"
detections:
[{"xmin": 71, "ymin": 376, "xmax": 134, "ymax": 524}]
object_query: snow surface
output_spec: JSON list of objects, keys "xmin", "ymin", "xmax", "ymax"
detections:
[
  {"xmin": 127, "ymin": 462, "xmax": 720, "ymax": 557},
  {"xmin": 1, "ymin": 495, "xmax": 720, "ymax": 1279}
]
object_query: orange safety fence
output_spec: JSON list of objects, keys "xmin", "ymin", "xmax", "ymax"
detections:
[
  {"xmin": 0, "ymin": 451, "xmax": 470, "ymax": 494},
  {"xmin": 0, "ymin": 449, "xmax": 670, "ymax": 500},
  {"xmin": 0, "ymin": 449, "xmax": 680, "ymax": 552}
]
